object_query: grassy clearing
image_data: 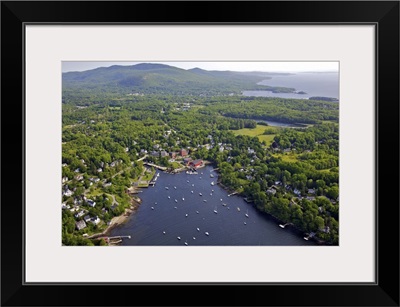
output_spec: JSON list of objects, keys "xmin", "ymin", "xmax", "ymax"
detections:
[
  {"xmin": 232, "ymin": 124, "xmax": 279, "ymax": 146},
  {"xmin": 273, "ymin": 153, "xmax": 299, "ymax": 163}
]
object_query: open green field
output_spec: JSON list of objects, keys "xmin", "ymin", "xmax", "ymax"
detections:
[{"xmin": 232, "ymin": 125, "xmax": 278, "ymax": 145}]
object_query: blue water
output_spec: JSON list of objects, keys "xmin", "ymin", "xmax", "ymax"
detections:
[
  {"xmin": 109, "ymin": 165, "xmax": 316, "ymax": 246},
  {"xmin": 243, "ymin": 72, "xmax": 339, "ymax": 99}
]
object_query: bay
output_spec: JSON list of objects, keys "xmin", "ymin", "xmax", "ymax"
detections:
[{"xmin": 109, "ymin": 165, "xmax": 317, "ymax": 246}]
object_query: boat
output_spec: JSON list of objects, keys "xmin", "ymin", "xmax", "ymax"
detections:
[
  {"xmin": 203, "ymin": 199, "xmax": 207, "ymax": 202},
  {"xmin": 214, "ymin": 207, "xmax": 218, "ymax": 214},
  {"xmin": 210, "ymin": 174, "xmax": 214, "ymax": 178},
  {"xmin": 175, "ymin": 199, "xmax": 178, "ymax": 203},
  {"xmin": 304, "ymin": 237, "xmax": 309, "ymax": 241},
  {"xmin": 174, "ymin": 186, "xmax": 177, "ymax": 189},
  {"xmin": 185, "ymin": 213, "xmax": 188, "ymax": 217},
  {"xmin": 163, "ymin": 231, "xmax": 166, "ymax": 234},
  {"xmin": 193, "ymin": 237, "xmax": 196, "ymax": 240},
  {"xmin": 220, "ymin": 199, "xmax": 223, "ymax": 201},
  {"xmin": 184, "ymin": 242, "xmax": 188, "ymax": 246},
  {"xmin": 197, "ymin": 228, "xmax": 200, "ymax": 231},
  {"xmin": 222, "ymin": 203, "xmax": 227, "ymax": 207},
  {"xmin": 237, "ymin": 207, "xmax": 241, "ymax": 212},
  {"xmin": 187, "ymin": 180, "xmax": 189, "ymax": 183},
  {"xmin": 168, "ymin": 196, "xmax": 170, "ymax": 199},
  {"xmin": 151, "ymin": 207, "xmax": 154, "ymax": 210},
  {"xmin": 244, "ymin": 222, "xmax": 247, "ymax": 225},
  {"xmin": 279, "ymin": 224, "xmax": 285, "ymax": 228},
  {"xmin": 211, "ymin": 181, "xmax": 215, "ymax": 186},
  {"xmin": 177, "ymin": 236, "xmax": 181, "ymax": 240},
  {"xmin": 155, "ymin": 202, "xmax": 157, "ymax": 205},
  {"xmin": 210, "ymin": 193, "xmax": 212, "ymax": 196},
  {"xmin": 205, "ymin": 232, "xmax": 209, "ymax": 236},
  {"xmin": 182, "ymin": 197, "xmax": 185, "ymax": 201},
  {"xmin": 245, "ymin": 210, "xmax": 249, "ymax": 218},
  {"xmin": 191, "ymin": 191, "xmax": 194, "ymax": 193},
  {"xmin": 199, "ymin": 193, "xmax": 202, "ymax": 196},
  {"xmin": 192, "ymin": 184, "xmax": 195, "ymax": 186},
  {"xmin": 174, "ymin": 206, "xmax": 177, "ymax": 209},
  {"xmin": 196, "ymin": 211, "xmax": 199, "ymax": 214},
  {"xmin": 165, "ymin": 187, "xmax": 169, "ymax": 190},
  {"xmin": 157, "ymin": 173, "xmax": 160, "ymax": 177}
]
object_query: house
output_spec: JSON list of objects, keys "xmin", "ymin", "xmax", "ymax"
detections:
[
  {"xmin": 180, "ymin": 148, "xmax": 188, "ymax": 157},
  {"xmin": 267, "ymin": 188, "xmax": 277, "ymax": 195},
  {"xmin": 62, "ymin": 177, "xmax": 68, "ymax": 183},
  {"xmin": 97, "ymin": 168, "xmax": 103, "ymax": 173},
  {"xmin": 84, "ymin": 215, "xmax": 91, "ymax": 223},
  {"xmin": 151, "ymin": 151, "xmax": 159, "ymax": 157},
  {"xmin": 87, "ymin": 199, "xmax": 96, "ymax": 207},
  {"xmin": 74, "ymin": 168, "xmax": 80, "ymax": 173},
  {"xmin": 125, "ymin": 147, "xmax": 129, "ymax": 152},
  {"xmin": 75, "ymin": 175, "xmax": 84, "ymax": 181},
  {"xmin": 293, "ymin": 189, "xmax": 301, "ymax": 195},
  {"xmin": 189, "ymin": 159, "xmax": 203, "ymax": 169},
  {"xmin": 219, "ymin": 146, "xmax": 224, "ymax": 152},
  {"xmin": 63, "ymin": 189, "xmax": 73, "ymax": 197},
  {"xmin": 62, "ymin": 163, "xmax": 68, "ymax": 167},
  {"xmin": 248, "ymin": 148, "xmax": 255, "ymax": 154},
  {"xmin": 75, "ymin": 220, "xmax": 87, "ymax": 231},
  {"xmin": 160, "ymin": 150, "xmax": 168, "ymax": 157},
  {"xmin": 91, "ymin": 216, "xmax": 100, "ymax": 225},
  {"xmin": 183, "ymin": 157, "xmax": 192, "ymax": 165},
  {"xmin": 169, "ymin": 152, "xmax": 177, "ymax": 159},
  {"xmin": 103, "ymin": 182, "xmax": 112, "ymax": 188},
  {"xmin": 308, "ymin": 188, "xmax": 316, "ymax": 194},
  {"xmin": 74, "ymin": 210, "xmax": 85, "ymax": 218},
  {"xmin": 275, "ymin": 181, "xmax": 282, "ymax": 185}
]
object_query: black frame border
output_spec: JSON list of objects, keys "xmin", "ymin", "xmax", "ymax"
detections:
[{"xmin": 1, "ymin": 1, "xmax": 399, "ymax": 306}]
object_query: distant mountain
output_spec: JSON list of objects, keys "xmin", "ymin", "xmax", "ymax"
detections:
[{"xmin": 62, "ymin": 63, "xmax": 284, "ymax": 102}]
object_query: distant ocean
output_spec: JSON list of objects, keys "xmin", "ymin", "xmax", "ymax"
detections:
[{"xmin": 243, "ymin": 72, "xmax": 339, "ymax": 100}]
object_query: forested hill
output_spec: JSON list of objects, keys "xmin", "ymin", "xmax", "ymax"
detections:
[{"xmin": 62, "ymin": 63, "xmax": 294, "ymax": 102}]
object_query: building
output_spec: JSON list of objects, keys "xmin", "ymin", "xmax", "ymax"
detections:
[
  {"xmin": 75, "ymin": 220, "xmax": 87, "ymax": 231},
  {"xmin": 189, "ymin": 159, "xmax": 203, "ymax": 169},
  {"xmin": 180, "ymin": 148, "xmax": 188, "ymax": 157}
]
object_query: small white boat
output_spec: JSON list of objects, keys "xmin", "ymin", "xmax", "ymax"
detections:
[
  {"xmin": 191, "ymin": 191, "xmax": 194, "ymax": 193},
  {"xmin": 237, "ymin": 207, "xmax": 241, "ymax": 212},
  {"xmin": 184, "ymin": 242, "xmax": 188, "ymax": 246},
  {"xmin": 151, "ymin": 207, "xmax": 154, "ymax": 210},
  {"xmin": 279, "ymin": 224, "xmax": 285, "ymax": 228},
  {"xmin": 193, "ymin": 237, "xmax": 196, "ymax": 240},
  {"xmin": 174, "ymin": 206, "xmax": 177, "ymax": 209},
  {"xmin": 197, "ymin": 228, "xmax": 200, "ymax": 231},
  {"xmin": 220, "ymin": 199, "xmax": 223, "ymax": 201},
  {"xmin": 214, "ymin": 207, "xmax": 218, "ymax": 214},
  {"xmin": 165, "ymin": 187, "xmax": 169, "ymax": 190},
  {"xmin": 244, "ymin": 222, "xmax": 247, "ymax": 225},
  {"xmin": 185, "ymin": 213, "xmax": 188, "ymax": 217},
  {"xmin": 175, "ymin": 199, "xmax": 178, "ymax": 203},
  {"xmin": 222, "ymin": 203, "xmax": 227, "ymax": 207},
  {"xmin": 177, "ymin": 236, "xmax": 181, "ymax": 240},
  {"xmin": 304, "ymin": 237, "xmax": 309, "ymax": 241},
  {"xmin": 245, "ymin": 210, "xmax": 249, "ymax": 218},
  {"xmin": 187, "ymin": 180, "xmax": 189, "ymax": 183},
  {"xmin": 196, "ymin": 211, "xmax": 199, "ymax": 214},
  {"xmin": 199, "ymin": 193, "xmax": 202, "ymax": 196},
  {"xmin": 210, "ymin": 174, "xmax": 214, "ymax": 178},
  {"xmin": 211, "ymin": 181, "xmax": 215, "ymax": 186},
  {"xmin": 168, "ymin": 196, "xmax": 170, "ymax": 199},
  {"xmin": 205, "ymin": 232, "xmax": 209, "ymax": 236},
  {"xmin": 192, "ymin": 184, "xmax": 195, "ymax": 186},
  {"xmin": 210, "ymin": 193, "xmax": 212, "ymax": 196},
  {"xmin": 174, "ymin": 186, "xmax": 177, "ymax": 189},
  {"xmin": 157, "ymin": 173, "xmax": 160, "ymax": 177},
  {"xmin": 182, "ymin": 197, "xmax": 185, "ymax": 201},
  {"xmin": 203, "ymin": 199, "xmax": 207, "ymax": 202},
  {"xmin": 163, "ymin": 231, "xmax": 166, "ymax": 234},
  {"xmin": 155, "ymin": 202, "xmax": 157, "ymax": 205}
]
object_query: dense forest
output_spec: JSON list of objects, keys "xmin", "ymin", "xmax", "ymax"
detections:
[{"xmin": 62, "ymin": 91, "xmax": 339, "ymax": 245}]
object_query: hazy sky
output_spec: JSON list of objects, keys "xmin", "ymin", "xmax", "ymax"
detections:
[{"xmin": 62, "ymin": 61, "xmax": 339, "ymax": 73}]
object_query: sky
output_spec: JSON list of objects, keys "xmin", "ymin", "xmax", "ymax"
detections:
[{"xmin": 62, "ymin": 61, "xmax": 339, "ymax": 73}]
